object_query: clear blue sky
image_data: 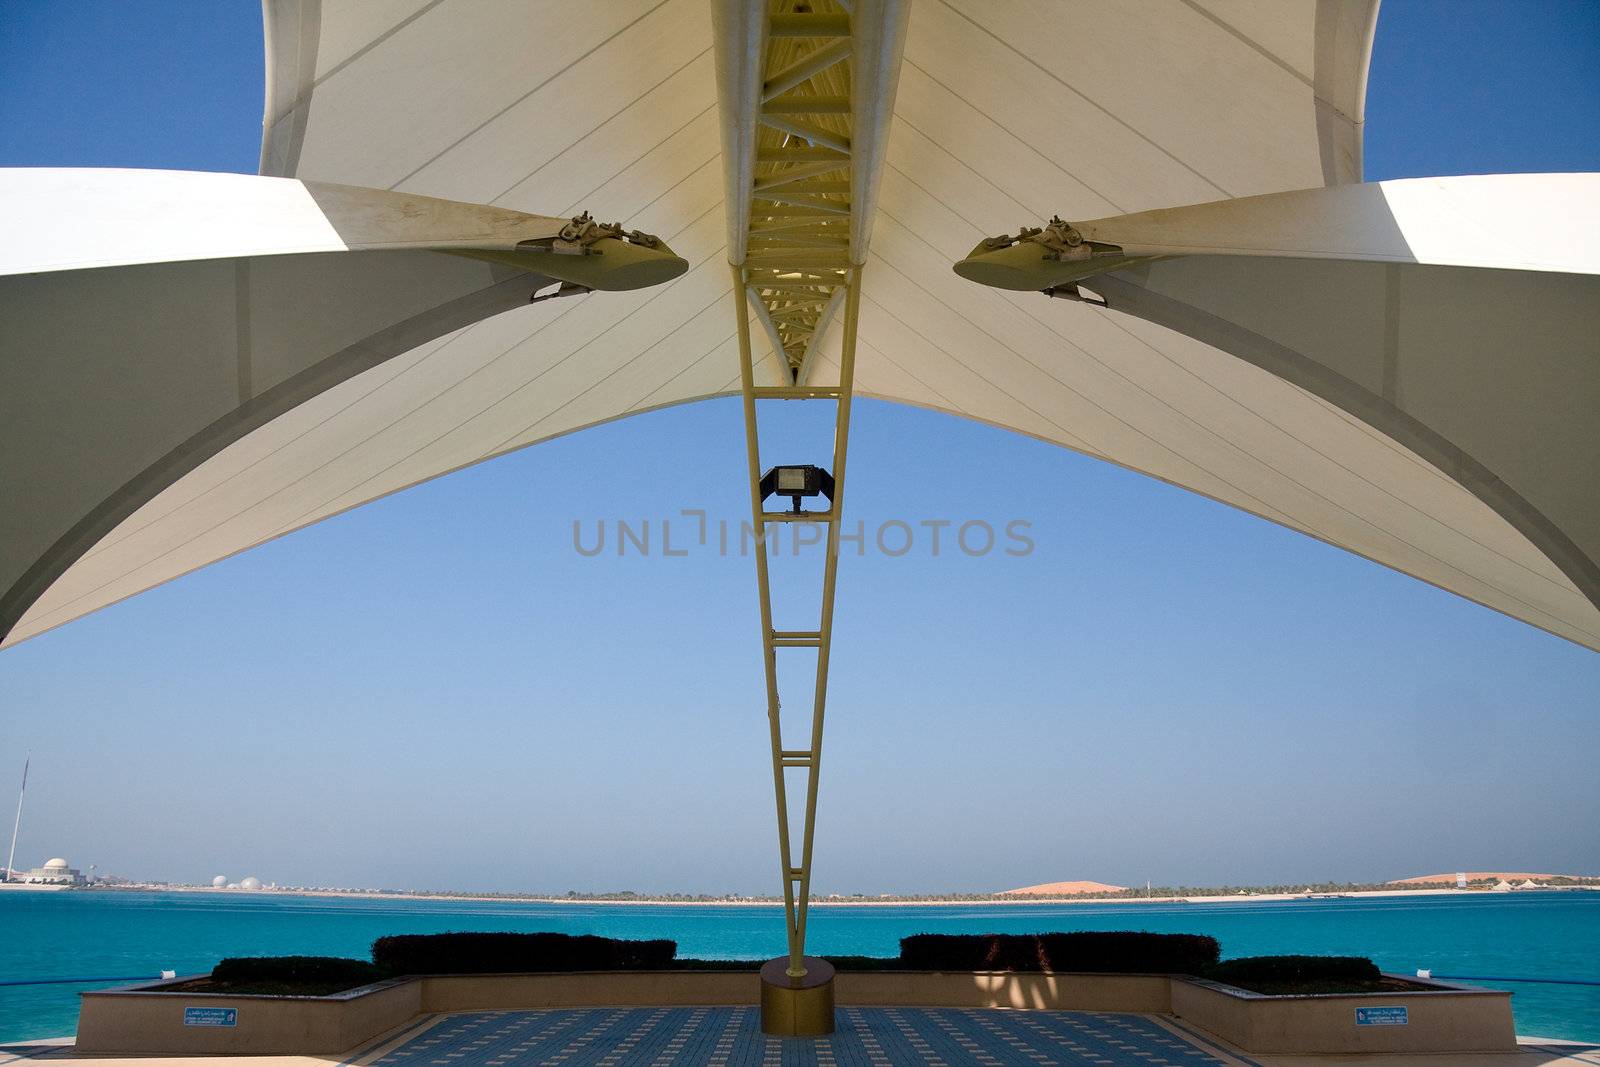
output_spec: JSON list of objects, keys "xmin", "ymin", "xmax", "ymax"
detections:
[{"xmin": 1, "ymin": 1, "xmax": 1597, "ymax": 894}]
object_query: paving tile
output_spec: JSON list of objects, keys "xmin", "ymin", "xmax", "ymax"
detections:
[{"xmin": 365, "ymin": 1008, "xmax": 1236, "ymax": 1066}]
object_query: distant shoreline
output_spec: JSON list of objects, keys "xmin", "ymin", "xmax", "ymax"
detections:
[{"xmin": 46, "ymin": 884, "xmax": 1600, "ymax": 907}]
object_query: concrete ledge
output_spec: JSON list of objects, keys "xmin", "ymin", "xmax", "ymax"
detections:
[
  {"xmin": 74, "ymin": 969, "xmax": 1514, "ymax": 1056},
  {"xmin": 1171, "ymin": 973, "xmax": 1517, "ymax": 1054},
  {"xmin": 76, "ymin": 974, "xmax": 421, "ymax": 1055},
  {"xmin": 425, "ymin": 970, "xmax": 1173, "ymax": 1014}
]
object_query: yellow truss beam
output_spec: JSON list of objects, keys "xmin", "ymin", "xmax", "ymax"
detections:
[
  {"xmin": 733, "ymin": 264, "xmax": 862, "ymax": 979},
  {"xmin": 725, "ymin": 0, "xmax": 876, "ymax": 983}
]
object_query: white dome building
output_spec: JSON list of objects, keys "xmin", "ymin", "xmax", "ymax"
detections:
[
  {"xmin": 26, "ymin": 857, "xmax": 85, "ymax": 885},
  {"xmin": 239, "ymin": 876, "xmax": 263, "ymax": 891},
  {"xmin": 211, "ymin": 875, "xmax": 227, "ymax": 888}
]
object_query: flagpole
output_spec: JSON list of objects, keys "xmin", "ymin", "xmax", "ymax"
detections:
[{"xmin": 5, "ymin": 756, "xmax": 26, "ymax": 884}]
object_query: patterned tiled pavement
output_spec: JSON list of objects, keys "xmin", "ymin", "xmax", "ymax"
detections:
[{"xmin": 360, "ymin": 1007, "xmax": 1252, "ymax": 1067}]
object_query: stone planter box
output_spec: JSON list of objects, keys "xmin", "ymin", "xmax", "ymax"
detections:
[
  {"xmin": 76, "ymin": 974, "xmax": 422, "ymax": 1055},
  {"xmin": 1170, "ymin": 973, "xmax": 1516, "ymax": 1054},
  {"xmin": 76, "ymin": 969, "xmax": 1514, "ymax": 1057}
]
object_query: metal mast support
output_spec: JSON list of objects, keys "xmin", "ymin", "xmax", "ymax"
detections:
[
  {"xmin": 733, "ymin": 262, "xmax": 861, "ymax": 964},
  {"xmin": 713, "ymin": 0, "xmax": 908, "ymax": 1035},
  {"xmin": 5, "ymin": 755, "xmax": 26, "ymax": 883}
]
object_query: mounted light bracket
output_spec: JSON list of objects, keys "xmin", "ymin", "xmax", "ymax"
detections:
[
  {"xmin": 1044, "ymin": 283, "xmax": 1109, "ymax": 307},
  {"xmin": 760, "ymin": 464, "xmax": 835, "ymax": 513}
]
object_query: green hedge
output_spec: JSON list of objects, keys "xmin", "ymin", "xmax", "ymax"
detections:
[
  {"xmin": 1207, "ymin": 954, "xmax": 1381, "ymax": 986},
  {"xmin": 211, "ymin": 955, "xmax": 383, "ymax": 988},
  {"xmin": 820, "ymin": 955, "xmax": 903, "ymax": 972},
  {"xmin": 216, "ymin": 936, "xmax": 1390, "ymax": 992},
  {"xmin": 371, "ymin": 932, "xmax": 677, "ymax": 975},
  {"xmin": 671, "ymin": 956, "xmax": 899, "ymax": 971},
  {"xmin": 898, "ymin": 932, "xmax": 1221, "ymax": 974}
]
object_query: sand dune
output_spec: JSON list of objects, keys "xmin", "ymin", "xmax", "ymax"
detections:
[
  {"xmin": 1388, "ymin": 872, "xmax": 1582, "ymax": 884},
  {"xmin": 999, "ymin": 880, "xmax": 1128, "ymax": 896}
]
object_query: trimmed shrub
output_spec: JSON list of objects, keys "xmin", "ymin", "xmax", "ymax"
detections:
[
  {"xmin": 1207, "ymin": 954, "xmax": 1381, "ymax": 987},
  {"xmin": 672, "ymin": 956, "xmax": 903, "ymax": 972},
  {"xmin": 211, "ymin": 955, "xmax": 383, "ymax": 989},
  {"xmin": 898, "ymin": 932, "xmax": 1221, "ymax": 974},
  {"xmin": 371, "ymin": 932, "xmax": 676, "ymax": 975},
  {"xmin": 822, "ymin": 955, "xmax": 901, "ymax": 972}
]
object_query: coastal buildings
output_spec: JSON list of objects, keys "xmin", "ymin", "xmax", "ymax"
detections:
[
  {"xmin": 14, "ymin": 857, "xmax": 85, "ymax": 886},
  {"xmin": 2, "ymin": 759, "xmax": 86, "ymax": 887}
]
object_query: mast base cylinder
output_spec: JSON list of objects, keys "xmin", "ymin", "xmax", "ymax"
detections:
[{"xmin": 759, "ymin": 956, "xmax": 835, "ymax": 1036}]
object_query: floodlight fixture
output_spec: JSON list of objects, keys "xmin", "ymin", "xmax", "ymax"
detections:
[{"xmin": 760, "ymin": 464, "xmax": 835, "ymax": 513}]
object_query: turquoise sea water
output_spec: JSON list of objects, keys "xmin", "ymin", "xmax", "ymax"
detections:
[{"xmin": 1, "ymin": 889, "xmax": 1595, "ymax": 1044}]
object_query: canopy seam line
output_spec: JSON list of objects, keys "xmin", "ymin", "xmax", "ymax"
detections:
[
  {"xmin": 488, "ymin": 48, "xmax": 714, "ymax": 208},
  {"xmin": 1176, "ymin": 0, "xmax": 1314, "ymax": 89},
  {"xmin": 307, "ymin": 0, "xmax": 447, "ymax": 94},
  {"xmin": 384, "ymin": 0, "xmax": 675, "ymax": 192},
  {"xmin": 897, "ymin": 56, "xmax": 1130, "ymax": 215},
  {"xmin": 487, "ymin": 290, "xmax": 738, "ymax": 455},
  {"xmin": 931, "ymin": 0, "xmax": 1234, "ymax": 199}
]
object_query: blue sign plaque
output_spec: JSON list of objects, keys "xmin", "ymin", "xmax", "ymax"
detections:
[
  {"xmin": 183, "ymin": 1006, "xmax": 238, "ymax": 1027},
  {"xmin": 1355, "ymin": 1006, "xmax": 1408, "ymax": 1026}
]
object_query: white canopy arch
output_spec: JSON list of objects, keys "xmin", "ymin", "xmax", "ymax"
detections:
[
  {"xmin": 5, "ymin": 0, "xmax": 1598, "ymax": 652},
  {"xmin": 0, "ymin": 168, "xmax": 686, "ymax": 643}
]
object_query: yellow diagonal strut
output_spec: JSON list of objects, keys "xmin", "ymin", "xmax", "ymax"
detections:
[{"xmin": 733, "ymin": 264, "xmax": 861, "ymax": 978}]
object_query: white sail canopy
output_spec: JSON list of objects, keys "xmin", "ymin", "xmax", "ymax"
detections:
[
  {"xmin": 0, "ymin": 168, "xmax": 685, "ymax": 643},
  {"xmin": 7, "ymin": 0, "xmax": 1599, "ymax": 652},
  {"xmin": 1074, "ymin": 176, "xmax": 1600, "ymax": 629}
]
